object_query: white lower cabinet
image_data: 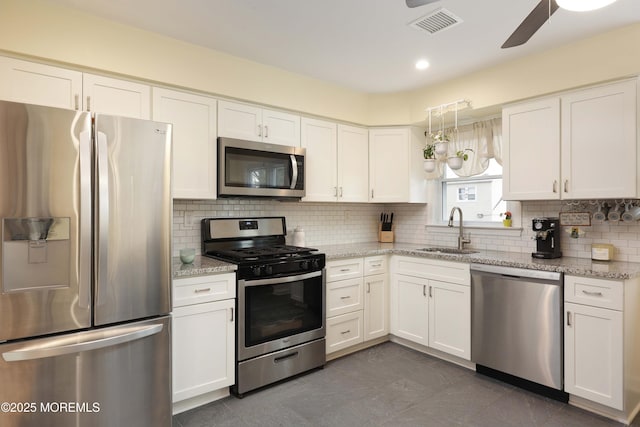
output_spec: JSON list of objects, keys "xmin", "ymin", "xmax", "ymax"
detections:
[
  {"xmin": 564, "ymin": 301, "xmax": 623, "ymax": 410},
  {"xmin": 172, "ymin": 273, "xmax": 236, "ymax": 414},
  {"xmin": 325, "ymin": 256, "xmax": 389, "ymax": 356},
  {"xmin": 390, "ymin": 256, "xmax": 471, "ymax": 360},
  {"xmin": 564, "ymin": 275, "xmax": 627, "ymax": 413}
]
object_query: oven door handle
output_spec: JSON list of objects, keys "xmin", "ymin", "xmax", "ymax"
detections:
[
  {"xmin": 240, "ymin": 270, "xmax": 322, "ymax": 287},
  {"xmin": 289, "ymin": 154, "xmax": 298, "ymax": 190}
]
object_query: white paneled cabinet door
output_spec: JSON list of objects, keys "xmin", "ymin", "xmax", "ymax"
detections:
[
  {"xmin": 337, "ymin": 125, "xmax": 369, "ymax": 202},
  {"xmin": 172, "ymin": 299, "xmax": 235, "ymax": 404},
  {"xmin": 301, "ymin": 118, "xmax": 338, "ymax": 201},
  {"xmin": 217, "ymin": 100, "xmax": 262, "ymax": 142},
  {"xmin": 364, "ymin": 273, "xmax": 389, "ymax": 341},
  {"xmin": 564, "ymin": 302, "xmax": 623, "ymax": 410},
  {"xmin": 502, "ymin": 97, "xmax": 560, "ymax": 200},
  {"xmin": 261, "ymin": 108, "xmax": 300, "ymax": 146},
  {"xmin": 152, "ymin": 88, "xmax": 217, "ymax": 199},
  {"xmin": 390, "ymin": 274, "xmax": 428, "ymax": 346},
  {"xmin": 369, "ymin": 128, "xmax": 410, "ymax": 202},
  {"xmin": 561, "ymin": 79, "xmax": 637, "ymax": 199},
  {"xmin": 428, "ymin": 280, "xmax": 470, "ymax": 360},
  {"xmin": 83, "ymin": 73, "xmax": 150, "ymax": 119},
  {"xmin": 0, "ymin": 56, "xmax": 82, "ymax": 109}
]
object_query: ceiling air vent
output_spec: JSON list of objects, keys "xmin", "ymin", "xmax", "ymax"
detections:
[{"xmin": 409, "ymin": 8, "xmax": 462, "ymax": 35}]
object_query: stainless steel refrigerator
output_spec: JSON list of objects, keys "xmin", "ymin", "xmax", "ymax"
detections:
[{"xmin": 0, "ymin": 100, "xmax": 172, "ymax": 427}]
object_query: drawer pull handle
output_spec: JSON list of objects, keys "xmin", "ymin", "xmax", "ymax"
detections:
[
  {"xmin": 274, "ymin": 351, "xmax": 299, "ymax": 363},
  {"xmin": 194, "ymin": 288, "xmax": 211, "ymax": 293},
  {"xmin": 340, "ymin": 330, "xmax": 351, "ymax": 335},
  {"xmin": 340, "ymin": 296, "xmax": 351, "ymax": 300},
  {"xmin": 339, "ymin": 268, "xmax": 351, "ymax": 272},
  {"xmin": 582, "ymin": 290, "xmax": 603, "ymax": 297},
  {"xmin": 370, "ymin": 263, "xmax": 382, "ymax": 268}
]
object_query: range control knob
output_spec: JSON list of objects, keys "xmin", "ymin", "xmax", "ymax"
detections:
[
  {"xmin": 300, "ymin": 260, "xmax": 310, "ymax": 270},
  {"xmin": 252, "ymin": 266, "xmax": 262, "ymax": 277},
  {"xmin": 264, "ymin": 265, "xmax": 273, "ymax": 276},
  {"xmin": 311, "ymin": 259, "xmax": 320, "ymax": 270}
]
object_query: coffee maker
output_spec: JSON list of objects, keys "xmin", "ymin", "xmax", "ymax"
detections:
[{"xmin": 532, "ymin": 217, "xmax": 562, "ymax": 259}]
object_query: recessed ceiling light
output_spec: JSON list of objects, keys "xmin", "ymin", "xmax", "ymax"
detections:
[
  {"xmin": 416, "ymin": 59, "xmax": 430, "ymax": 70},
  {"xmin": 556, "ymin": 0, "xmax": 617, "ymax": 12}
]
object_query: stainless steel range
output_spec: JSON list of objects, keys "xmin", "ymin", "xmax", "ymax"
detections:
[{"xmin": 202, "ymin": 217, "xmax": 326, "ymax": 397}]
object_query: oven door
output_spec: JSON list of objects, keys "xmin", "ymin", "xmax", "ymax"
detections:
[
  {"xmin": 218, "ymin": 137, "xmax": 305, "ymax": 198},
  {"xmin": 238, "ymin": 270, "xmax": 325, "ymax": 361}
]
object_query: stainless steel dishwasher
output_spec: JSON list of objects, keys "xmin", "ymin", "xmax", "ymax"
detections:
[{"xmin": 471, "ymin": 264, "xmax": 567, "ymax": 400}]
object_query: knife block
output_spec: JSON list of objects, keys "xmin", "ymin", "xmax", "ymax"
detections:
[{"xmin": 378, "ymin": 225, "xmax": 394, "ymax": 243}]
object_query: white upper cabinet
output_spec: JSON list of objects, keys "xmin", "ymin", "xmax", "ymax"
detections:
[
  {"xmin": 502, "ymin": 98, "xmax": 560, "ymax": 200},
  {"xmin": 503, "ymin": 79, "xmax": 638, "ymax": 200},
  {"xmin": 83, "ymin": 73, "xmax": 151, "ymax": 119},
  {"xmin": 152, "ymin": 88, "xmax": 217, "ymax": 199},
  {"xmin": 218, "ymin": 100, "xmax": 300, "ymax": 146},
  {"xmin": 561, "ymin": 80, "xmax": 637, "ymax": 199},
  {"xmin": 301, "ymin": 117, "xmax": 338, "ymax": 201},
  {"xmin": 301, "ymin": 120, "xmax": 368, "ymax": 202},
  {"xmin": 369, "ymin": 127, "xmax": 427, "ymax": 203},
  {"xmin": 0, "ymin": 56, "xmax": 82, "ymax": 109},
  {"xmin": 337, "ymin": 124, "xmax": 369, "ymax": 202}
]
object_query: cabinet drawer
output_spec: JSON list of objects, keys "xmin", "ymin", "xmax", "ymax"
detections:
[
  {"xmin": 173, "ymin": 273, "xmax": 236, "ymax": 308},
  {"xmin": 565, "ymin": 276, "xmax": 623, "ymax": 311},
  {"xmin": 326, "ymin": 311, "xmax": 363, "ymax": 354},
  {"xmin": 326, "ymin": 258, "xmax": 364, "ymax": 282},
  {"xmin": 393, "ymin": 256, "xmax": 469, "ymax": 285},
  {"xmin": 327, "ymin": 277, "xmax": 363, "ymax": 317},
  {"xmin": 364, "ymin": 255, "xmax": 387, "ymax": 276}
]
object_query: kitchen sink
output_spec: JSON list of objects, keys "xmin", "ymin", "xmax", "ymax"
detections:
[{"xmin": 418, "ymin": 247, "xmax": 479, "ymax": 255}]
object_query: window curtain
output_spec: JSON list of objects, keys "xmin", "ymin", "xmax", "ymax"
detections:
[{"xmin": 425, "ymin": 117, "xmax": 502, "ymax": 179}]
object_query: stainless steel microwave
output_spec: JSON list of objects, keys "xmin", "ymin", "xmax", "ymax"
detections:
[{"xmin": 218, "ymin": 137, "xmax": 305, "ymax": 198}]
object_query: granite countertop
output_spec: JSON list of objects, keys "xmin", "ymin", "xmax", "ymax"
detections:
[
  {"xmin": 172, "ymin": 255, "xmax": 237, "ymax": 278},
  {"xmin": 316, "ymin": 242, "xmax": 640, "ymax": 280},
  {"xmin": 172, "ymin": 243, "xmax": 640, "ymax": 280}
]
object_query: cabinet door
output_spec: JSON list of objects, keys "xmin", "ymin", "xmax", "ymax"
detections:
[
  {"xmin": 564, "ymin": 302, "xmax": 623, "ymax": 410},
  {"xmin": 502, "ymin": 98, "xmax": 560, "ymax": 200},
  {"xmin": 172, "ymin": 299, "xmax": 235, "ymax": 403},
  {"xmin": 369, "ymin": 128, "xmax": 409, "ymax": 202},
  {"xmin": 390, "ymin": 274, "xmax": 428, "ymax": 346},
  {"xmin": 338, "ymin": 124, "xmax": 369, "ymax": 202},
  {"xmin": 152, "ymin": 88, "xmax": 217, "ymax": 199},
  {"xmin": 0, "ymin": 56, "xmax": 82, "ymax": 109},
  {"xmin": 301, "ymin": 117, "xmax": 338, "ymax": 201},
  {"xmin": 428, "ymin": 280, "xmax": 470, "ymax": 360},
  {"xmin": 218, "ymin": 100, "xmax": 262, "ymax": 142},
  {"xmin": 83, "ymin": 73, "xmax": 150, "ymax": 119},
  {"xmin": 364, "ymin": 273, "xmax": 389, "ymax": 341},
  {"xmin": 262, "ymin": 108, "xmax": 300, "ymax": 146},
  {"xmin": 561, "ymin": 80, "xmax": 637, "ymax": 199}
]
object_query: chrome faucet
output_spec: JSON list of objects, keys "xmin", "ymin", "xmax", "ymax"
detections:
[{"xmin": 448, "ymin": 207, "xmax": 471, "ymax": 250}]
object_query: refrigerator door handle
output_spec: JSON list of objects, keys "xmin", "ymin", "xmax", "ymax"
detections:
[
  {"xmin": 2, "ymin": 324, "xmax": 163, "ymax": 362},
  {"xmin": 95, "ymin": 131, "xmax": 110, "ymax": 306},
  {"xmin": 78, "ymin": 129, "xmax": 93, "ymax": 309}
]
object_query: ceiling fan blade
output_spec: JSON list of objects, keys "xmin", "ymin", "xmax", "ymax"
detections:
[
  {"xmin": 406, "ymin": 0, "xmax": 440, "ymax": 8},
  {"xmin": 502, "ymin": 0, "xmax": 560, "ymax": 48}
]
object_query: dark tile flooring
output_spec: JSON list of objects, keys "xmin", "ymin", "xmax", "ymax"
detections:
[{"xmin": 173, "ymin": 342, "xmax": 639, "ymax": 427}]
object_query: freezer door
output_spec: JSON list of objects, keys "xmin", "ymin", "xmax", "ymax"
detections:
[
  {"xmin": 94, "ymin": 114, "xmax": 172, "ymax": 326},
  {"xmin": 0, "ymin": 316, "xmax": 171, "ymax": 427},
  {"xmin": 0, "ymin": 101, "xmax": 92, "ymax": 341}
]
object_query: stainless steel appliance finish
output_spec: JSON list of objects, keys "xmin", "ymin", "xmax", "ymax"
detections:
[
  {"xmin": 471, "ymin": 263, "xmax": 564, "ymax": 391},
  {"xmin": 218, "ymin": 137, "xmax": 305, "ymax": 199},
  {"xmin": 202, "ymin": 216, "xmax": 325, "ymax": 397},
  {"xmin": 0, "ymin": 101, "xmax": 172, "ymax": 427}
]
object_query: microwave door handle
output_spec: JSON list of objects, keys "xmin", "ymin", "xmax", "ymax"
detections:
[{"xmin": 290, "ymin": 154, "xmax": 298, "ymax": 189}]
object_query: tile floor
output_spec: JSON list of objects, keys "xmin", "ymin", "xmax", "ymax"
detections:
[{"xmin": 173, "ymin": 342, "xmax": 639, "ymax": 427}]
